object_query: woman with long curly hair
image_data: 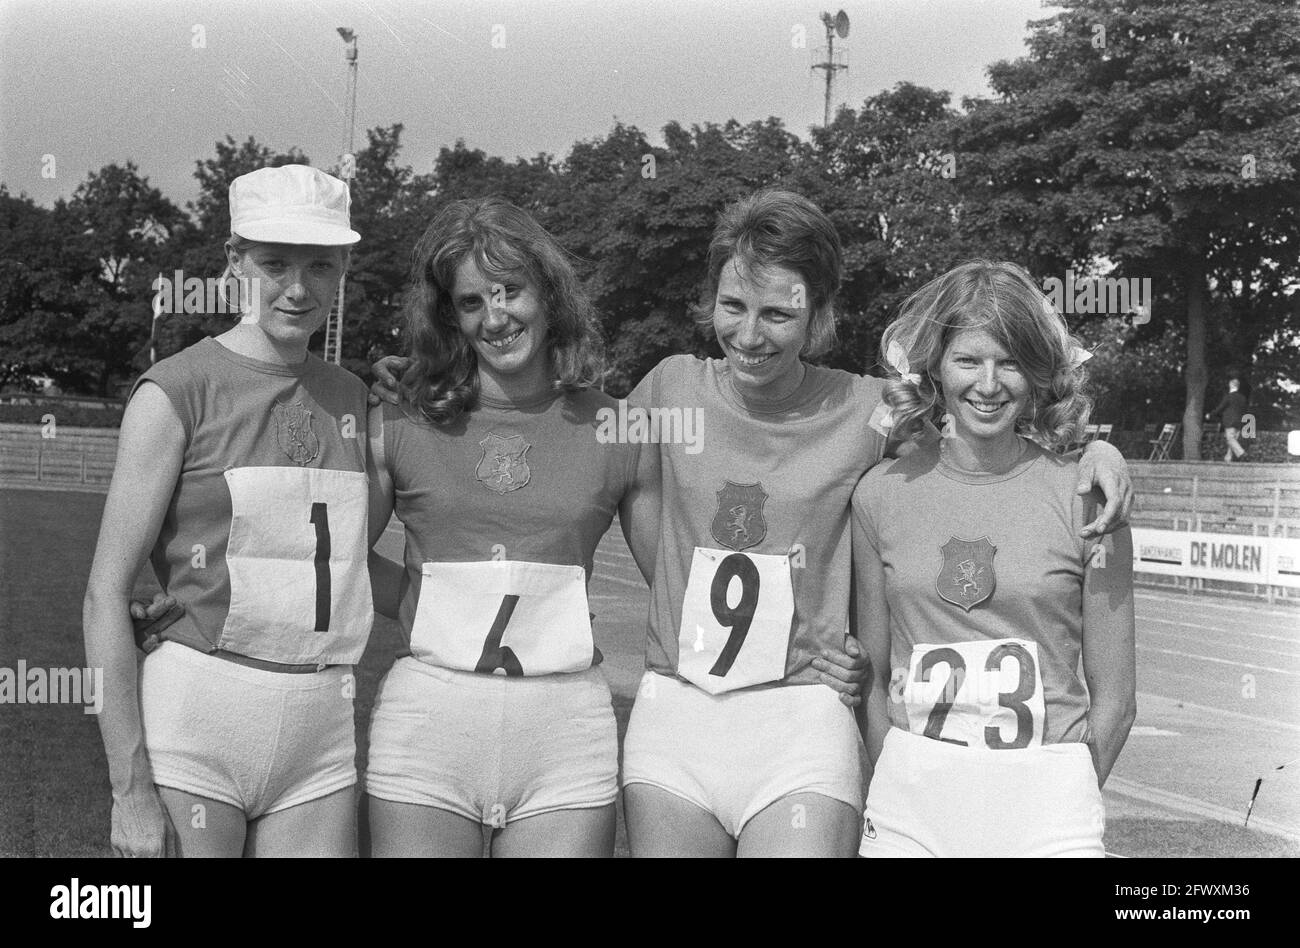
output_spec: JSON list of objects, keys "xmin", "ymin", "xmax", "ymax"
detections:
[
  {"xmin": 361, "ymin": 196, "xmax": 662, "ymax": 857},
  {"xmin": 853, "ymin": 260, "xmax": 1136, "ymax": 858}
]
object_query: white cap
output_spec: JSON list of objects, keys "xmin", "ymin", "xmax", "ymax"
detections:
[{"xmin": 229, "ymin": 165, "xmax": 361, "ymax": 246}]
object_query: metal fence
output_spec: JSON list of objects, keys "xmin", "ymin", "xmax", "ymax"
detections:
[{"xmin": 0, "ymin": 442, "xmax": 116, "ymax": 487}]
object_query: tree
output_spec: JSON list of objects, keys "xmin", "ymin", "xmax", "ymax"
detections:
[
  {"xmin": 0, "ymin": 165, "xmax": 183, "ymax": 395},
  {"xmin": 803, "ymin": 84, "xmax": 981, "ymax": 374},
  {"xmin": 951, "ymin": 0, "xmax": 1300, "ymax": 457},
  {"xmin": 333, "ymin": 124, "xmax": 439, "ymax": 377}
]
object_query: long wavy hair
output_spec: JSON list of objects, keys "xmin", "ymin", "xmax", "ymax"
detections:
[
  {"xmin": 692, "ymin": 189, "xmax": 841, "ymax": 359},
  {"xmin": 878, "ymin": 260, "xmax": 1092, "ymax": 448},
  {"xmin": 400, "ymin": 198, "xmax": 604, "ymax": 425}
]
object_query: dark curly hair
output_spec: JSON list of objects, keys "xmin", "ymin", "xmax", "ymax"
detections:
[{"xmin": 400, "ymin": 197, "xmax": 604, "ymax": 425}]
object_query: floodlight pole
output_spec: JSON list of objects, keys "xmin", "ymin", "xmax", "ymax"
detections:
[
  {"xmin": 813, "ymin": 11, "xmax": 849, "ymax": 127},
  {"xmin": 327, "ymin": 28, "xmax": 358, "ymax": 365},
  {"xmin": 341, "ymin": 30, "xmax": 358, "ymax": 159}
]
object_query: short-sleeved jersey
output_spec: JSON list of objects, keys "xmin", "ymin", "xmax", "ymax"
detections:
[
  {"xmin": 851, "ymin": 439, "xmax": 1092, "ymax": 745},
  {"xmin": 385, "ymin": 388, "xmax": 640, "ymax": 665},
  {"xmin": 630, "ymin": 355, "xmax": 887, "ymax": 688},
  {"xmin": 133, "ymin": 337, "xmax": 372, "ymax": 666}
]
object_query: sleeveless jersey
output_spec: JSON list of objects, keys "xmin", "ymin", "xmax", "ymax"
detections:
[
  {"xmin": 132, "ymin": 337, "xmax": 372, "ymax": 666},
  {"xmin": 629, "ymin": 355, "xmax": 887, "ymax": 691},
  {"xmin": 384, "ymin": 388, "xmax": 640, "ymax": 674},
  {"xmin": 851, "ymin": 439, "xmax": 1093, "ymax": 747}
]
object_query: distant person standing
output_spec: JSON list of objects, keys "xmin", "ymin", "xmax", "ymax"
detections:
[{"xmin": 1209, "ymin": 377, "xmax": 1249, "ymax": 462}]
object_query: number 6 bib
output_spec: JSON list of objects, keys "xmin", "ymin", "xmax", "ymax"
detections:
[
  {"xmin": 903, "ymin": 639, "xmax": 1046, "ymax": 749},
  {"xmin": 677, "ymin": 548, "xmax": 795, "ymax": 695},
  {"xmin": 410, "ymin": 561, "xmax": 594, "ymax": 676}
]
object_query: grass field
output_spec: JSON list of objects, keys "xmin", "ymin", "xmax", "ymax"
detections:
[
  {"xmin": 3, "ymin": 485, "xmax": 1298, "ymax": 857},
  {"xmin": 0, "ymin": 487, "xmax": 633, "ymax": 856}
]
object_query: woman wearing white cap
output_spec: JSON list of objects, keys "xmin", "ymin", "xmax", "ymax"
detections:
[{"xmin": 84, "ymin": 165, "xmax": 375, "ymax": 857}]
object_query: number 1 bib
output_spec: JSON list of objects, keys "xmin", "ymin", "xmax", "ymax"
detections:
[
  {"xmin": 410, "ymin": 560, "xmax": 594, "ymax": 676},
  {"xmin": 677, "ymin": 548, "xmax": 794, "ymax": 695},
  {"xmin": 221, "ymin": 466, "xmax": 372, "ymax": 665},
  {"xmin": 902, "ymin": 638, "xmax": 1046, "ymax": 749}
]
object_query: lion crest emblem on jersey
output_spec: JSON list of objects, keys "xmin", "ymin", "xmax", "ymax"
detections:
[
  {"xmin": 476, "ymin": 432, "xmax": 531, "ymax": 494},
  {"xmin": 711, "ymin": 481, "xmax": 768, "ymax": 551},
  {"xmin": 273, "ymin": 400, "xmax": 320, "ymax": 466},
  {"xmin": 937, "ymin": 536, "xmax": 996, "ymax": 611}
]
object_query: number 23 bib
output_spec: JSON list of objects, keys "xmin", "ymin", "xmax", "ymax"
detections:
[
  {"xmin": 901, "ymin": 639, "xmax": 1046, "ymax": 749},
  {"xmin": 677, "ymin": 548, "xmax": 795, "ymax": 695}
]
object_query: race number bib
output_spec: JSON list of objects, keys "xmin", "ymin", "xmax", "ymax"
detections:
[
  {"xmin": 677, "ymin": 548, "xmax": 794, "ymax": 695},
  {"xmin": 411, "ymin": 560, "xmax": 594, "ymax": 676},
  {"xmin": 902, "ymin": 639, "xmax": 1045, "ymax": 749},
  {"xmin": 221, "ymin": 466, "xmax": 372, "ymax": 665}
]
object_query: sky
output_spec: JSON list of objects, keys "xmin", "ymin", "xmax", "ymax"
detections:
[{"xmin": 0, "ymin": 0, "xmax": 1063, "ymax": 210}]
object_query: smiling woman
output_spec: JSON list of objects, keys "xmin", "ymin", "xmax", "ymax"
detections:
[
  {"xmin": 83, "ymin": 165, "xmax": 375, "ymax": 858},
  {"xmin": 360, "ymin": 197, "xmax": 660, "ymax": 858},
  {"xmin": 852, "ymin": 260, "xmax": 1136, "ymax": 858},
  {"xmin": 399, "ymin": 198, "xmax": 604, "ymax": 424}
]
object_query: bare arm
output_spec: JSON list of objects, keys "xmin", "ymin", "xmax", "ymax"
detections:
[
  {"xmin": 366, "ymin": 403, "xmax": 404, "ymax": 619},
  {"xmin": 617, "ymin": 440, "xmax": 660, "ymax": 585},
  {"xmin": 1076, "ymin": 440, "xmax": 1134, "ymax": 538},
  {"xmin": 82, "ymin": 381, "xmax": 184, "ymax": 857},
  {"xmin": 1079, "ymin": 496, "xmax": 1137, "ymax": 788},
  {"xmin": 851, "ymin": 503, "xmax": 893, "ymax": 763}
]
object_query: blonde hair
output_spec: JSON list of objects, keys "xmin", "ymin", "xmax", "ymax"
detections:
[{"xmin": 878, "ymin": 260, "xmax": 1091, "ymax": 448}]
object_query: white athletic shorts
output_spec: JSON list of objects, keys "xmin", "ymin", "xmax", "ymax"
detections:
[
  {"xmin": 860, "ymin": 727, "xmax": 1106, "ymax": 858},
  {"xmin": 622, "ymin": 671, "xmax": 863, "ymax": 838},
  {"xmin": 140, "ymin": 642, "xmax": 356, "ymax": 819},
  {"xmin": 364, "ymin": 656, "xmax": 618, "ymax": 825}
]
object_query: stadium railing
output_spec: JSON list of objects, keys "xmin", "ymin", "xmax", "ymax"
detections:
[{"xmin": 0, "ymin": 424, "xmax": 117, "ymax": 487}]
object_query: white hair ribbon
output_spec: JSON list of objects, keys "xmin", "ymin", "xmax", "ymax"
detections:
[
  {"xmin": 868, "ymin": 401, "xmax": 895, "ymax": 435},
  {"xmin": 886, "ymin": 340, "xmax": 923, "ymax": 386}
]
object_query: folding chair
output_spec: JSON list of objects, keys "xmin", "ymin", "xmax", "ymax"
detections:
[
  {"xmin": 1066, "ymin": 423, "xmax": 1099, "ymax": 452},
  {"xmin": 1096, "ymin": 424, "xmax": 1113, "ymax": 442},
  {"xmin": 1148, "ymin": 423, "xmax": 1178, "ymax": 460}
]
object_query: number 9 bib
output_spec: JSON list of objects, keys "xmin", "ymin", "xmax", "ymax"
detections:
[
  {"xmin": 676, "ymin": 548, "xmax": 794, "ymax": 695},
  {"xmin": 902, "ymin": 639, "xmax": 1045, "ymax": 749},
  {"xmin": 222, "ymin": 466, "xmax": 372, "ymax": 665},
  {"xmin": 410, "ymin": 560, "xmax": 594, "ymax": 676}
]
